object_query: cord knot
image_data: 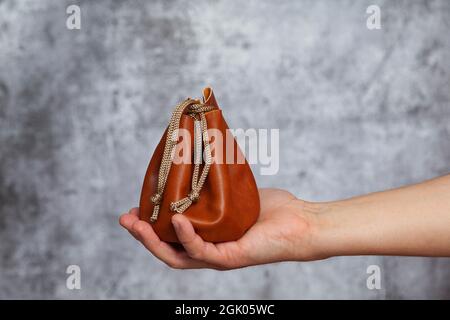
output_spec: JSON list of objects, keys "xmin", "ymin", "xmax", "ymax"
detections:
[
  {"xmin": 188, "ymin": 191, "xmax": 200, "ymax": 202},
  {"xmin": 151, "ymin": 193, "xmax": 162, "ymax": 205}
]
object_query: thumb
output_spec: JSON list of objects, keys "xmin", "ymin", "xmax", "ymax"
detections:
[
  {"xmin": 172, "ymin": 214, "xmax": 212, "ymax": 262},
  {"xmin": 171, "ymin": 213, "xmax": 197, "ymax": 243}
]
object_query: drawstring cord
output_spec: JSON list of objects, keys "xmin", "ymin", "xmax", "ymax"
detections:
[{"xmin": 150, "ymin": 99, "xmax": 214, "ymax": 223}]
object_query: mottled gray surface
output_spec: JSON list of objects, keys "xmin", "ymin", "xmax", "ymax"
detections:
[{"xmin": 0, "ymin": 0, "xmax": 449, "ymax": 299}]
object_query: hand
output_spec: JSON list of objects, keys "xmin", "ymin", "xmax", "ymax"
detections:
[{"xmin": 119, "ymin": 188, "xmax": 324, "ymax": 270}]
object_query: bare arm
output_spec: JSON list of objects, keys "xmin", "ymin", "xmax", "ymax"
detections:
[{"xmin": 313, "ymin": 174, "xmax": 450, "ymax": 258}]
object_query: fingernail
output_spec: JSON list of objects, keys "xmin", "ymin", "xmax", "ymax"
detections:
[{"xmin": 172, "ymin": 219, "xmax": 180, "ymax": 231}]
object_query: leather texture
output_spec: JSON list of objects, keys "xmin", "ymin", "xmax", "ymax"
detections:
[{"xmin": 139, "ymin": 88, "xmax": 260, "ymax": 243}]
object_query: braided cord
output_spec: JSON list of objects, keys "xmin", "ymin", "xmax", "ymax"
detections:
[{"xmin": 150, "ymin": 100, "xmax": 214, "ymax": 222}]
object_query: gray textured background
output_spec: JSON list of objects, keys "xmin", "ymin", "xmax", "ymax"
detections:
[{"xmin": 1, "ymin": 0, "xmax": 449, "ymax": 299}]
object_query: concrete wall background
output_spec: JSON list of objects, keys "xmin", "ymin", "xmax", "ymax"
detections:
[{"xmin": 0, "ymin": 0, "xmax": 449, "ymax": 299}]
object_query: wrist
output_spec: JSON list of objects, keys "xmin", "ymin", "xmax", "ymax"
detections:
[
  {"xmin": 308, "ymin": 198, "xmax": 378, "ymax": 259},
  {"xmin": 280, "ymin": 196, "xmax": 363, "ymax": 262},
  {"xmin": 283, "ymin": 199, "xmax": 336, "ymax": 261},
  {"xmin": 300, "ymin": 199, "xmax": 363, "ymax": 260},
  {"xmin": 300, "ymin": 200, "xmax": 337, "ymax": 260}
]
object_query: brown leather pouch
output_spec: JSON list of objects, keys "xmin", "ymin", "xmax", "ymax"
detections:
[{"xmin": 139, "ymin": 87, "xmax": 260, "ymax": 243}]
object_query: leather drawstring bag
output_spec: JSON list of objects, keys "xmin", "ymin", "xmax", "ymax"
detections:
[{"xmin": 139, "ymin": 87, "xmax": 260, "ymax": 243}]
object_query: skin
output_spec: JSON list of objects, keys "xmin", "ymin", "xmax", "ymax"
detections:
[{"xmin": 119, "ymin": 174, "xmax": 450, "ymax": 270}]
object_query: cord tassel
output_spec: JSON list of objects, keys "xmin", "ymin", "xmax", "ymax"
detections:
[
  {"xmin": 150, "ymin": 205, "xmax": 160, "ymax": 223},
  {"xmin": 170, "ymin": 191, "xmax": 199, "ymax": 213}
]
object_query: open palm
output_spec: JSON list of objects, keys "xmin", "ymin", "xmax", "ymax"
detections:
[{"xmin": 119, "ymin": 188, "xmax": 318, "ymax": 269}]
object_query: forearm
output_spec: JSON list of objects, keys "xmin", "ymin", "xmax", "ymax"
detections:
[{"xmin": 310, "ymin": 174, "xmax": 450, "ymax": 258}]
